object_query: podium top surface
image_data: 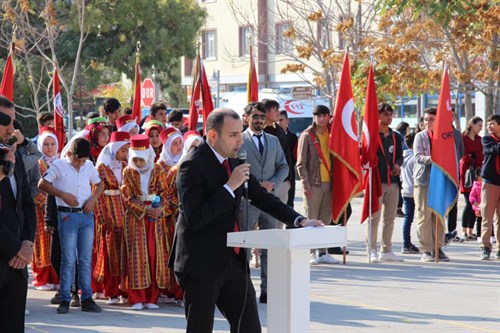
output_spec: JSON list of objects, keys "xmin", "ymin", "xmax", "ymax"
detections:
[{"xmin": 227, "ymin": 225, "xmax": 347, "ymax": 250}]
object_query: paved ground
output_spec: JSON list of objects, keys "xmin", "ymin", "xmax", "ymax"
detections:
[{"xmin": 25, "ymin": 183, "xmax": 500, "ymax": 332}]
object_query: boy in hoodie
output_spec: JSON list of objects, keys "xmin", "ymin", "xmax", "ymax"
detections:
[{"xmin": 400, "ymin": 133, "xmax": 419, "ymax": 254}]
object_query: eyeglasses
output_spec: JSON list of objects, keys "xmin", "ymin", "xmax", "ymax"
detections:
[{"xmin": 251, "ymin": 114, "xmax": 267, "ymax": 120}]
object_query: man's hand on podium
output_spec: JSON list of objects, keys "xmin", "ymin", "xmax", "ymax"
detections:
[{"xmin": 299, "ymin": 219, "xmax": 325, "ymax": 227}]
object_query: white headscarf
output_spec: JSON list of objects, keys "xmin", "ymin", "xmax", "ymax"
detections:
[
  {"xmin": 96, "ymin": 140, "xmax": 129, "ymax": 184},
  {"xmin": 180, "ymin": 133, "xmax": 202, "ymax": 160},
  {"xmin": 128, "ymin": 146, "xmax": 156, "ymax": 196},
  {"xmin": 159, "ymin": 131, "xmax": 183, "ymax": 167},
  {"xmin": 37, "ymin": 132, "xmax": 59, "ymax": 166},
  {"xmin": 119, "ymin": 121, "xmax": 139, "ymax": 134}
]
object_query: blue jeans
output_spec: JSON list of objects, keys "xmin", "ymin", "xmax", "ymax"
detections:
[
  {"xmin": 58, "ymin": 211, "xmax": 94, "ymax": 303},
  {"xmin": 402, "ymin": 197, "xmax": 415, "ymax": 248}
]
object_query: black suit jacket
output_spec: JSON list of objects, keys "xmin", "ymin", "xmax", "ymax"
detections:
[
  {"xmin": 170, "ymin": 140, "xmax": 300, "ymax": 278},
  {"xmin": 0, "ymin": 152, "xmax": 36, "ymax": 280}
]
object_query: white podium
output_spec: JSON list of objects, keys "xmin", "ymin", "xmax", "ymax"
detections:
[{"xmin": 227, "ymin": 226, "xmax": 347, "ymax": 333}]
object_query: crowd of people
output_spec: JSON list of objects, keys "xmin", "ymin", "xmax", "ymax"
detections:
[{"xmin": 0, "ymin": 93, "xmax": 499, "ymax": 332}]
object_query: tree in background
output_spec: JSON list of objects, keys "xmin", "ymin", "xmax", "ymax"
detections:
[
  {"xmin": 374, "ymin": 0, "xmax": 499, "ymax": 119},
  {"xmin": 228, "ymin": 0, "xmax": 378, "ymax": 110},
  {"xmin": 0, "ymin": 0, "xmax": 206, "ymax": 135}
]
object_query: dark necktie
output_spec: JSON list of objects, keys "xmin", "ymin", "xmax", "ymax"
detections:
[
  {"xmin": 222, "ymin": 159, "xmax": 240, "ymax": 255},
  {"xmin": 254, "ymin": 134, "xmax": 264, "ymax": 155}
]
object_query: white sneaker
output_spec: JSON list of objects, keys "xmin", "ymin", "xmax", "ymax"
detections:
[
  {"xmin": 310, "ymin": 253, "xmax": 319, "ymax": 265},
  {"xmin": 107, "ymin": 297, "xmax": 120, "ymax": 305},
  {"xmin": 144, "ymin": 303, "xmax": 159, "ymax": 309},
  {"xmin": 317, "ymin": 253, "xmax": 340, "ymax": 264},
  {"xmin": 92, "ymin": 292, "xmax": 106, "ymax": 300},
  {"xmin": 368, "ymin": 250, "xmax": 379, "ymax": 263},
  {"xmin": 34, "ymin": 284, "xmax": 53, "ymax": 291},
  {"xmin": 25, "ymin": 309, "xmax": 30, "ymax": 316},
  {"xmin": 492, "ymin": 236, "xmax": 497, "ymax": 244},
  {"xmin": 477, "ymin": 237, "xmax": 482, "ymax": 243},
  {"xmin": 163, "ymin": 296, "xmax": 176, "ymax": 304},
  {"xmin": 379, "ymin": 251, "xmax": 405, "ymax": 262},
  {"xmin": 130, "ymin": 303, "xmax": 143, "ymax": 310},
  {"xmin": 120, "ymin": 296, "xmax": 128, "ymax": 304}
]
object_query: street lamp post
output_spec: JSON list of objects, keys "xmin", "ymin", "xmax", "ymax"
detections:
[
  {"xmin": 212, "ymin": 69, "xmax": 220, "ymax": 108},
  {"xmin": 151, "ymin": 65, "xmax": 158, "ymax": 103}
]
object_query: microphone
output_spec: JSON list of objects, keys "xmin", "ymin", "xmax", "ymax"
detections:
[{"xmin": 237, "ymin": 148, "xmax": 248, "ymax": 189}]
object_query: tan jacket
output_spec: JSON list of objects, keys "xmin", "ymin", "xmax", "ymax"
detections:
[{"xmin": 297, "ymin": 124, "xmax": 334, "ymax": 188}]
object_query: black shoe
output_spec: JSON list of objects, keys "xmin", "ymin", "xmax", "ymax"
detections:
[
  {"xmin": 396, "ymin": 208, "xmax": 405, "ymax": 217},
  {"xmin": 259, "ymin": 293, "xmax": 267, "ymax": 304},
  {"xmin": 50, "ymin": 291, "xmax": 61, "ymax": 305},
  {"xmin": 432, "ymin": 249, "xmax": 450, "ymax": 262},
  {"xmin": 70, "ymin": 293, "xmax": 80, "ymax": 307},
  {"xmin": 327, "ymin": 247, "xmax": 349, "ymax": 255},
  {"xmin": 444, "ymin": 230, "xmax": 457, "ymax": 248},
  {"xmin": 57, "ymin": 301, "xmax": 70, "ymax": 314},
  {"xmin": 81, "ymin": 298, "xmax": 102, "ymax": 313}
]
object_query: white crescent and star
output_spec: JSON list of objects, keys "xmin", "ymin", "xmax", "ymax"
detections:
[{"xmin": 341, "ymin": 98, "xmax": 357, "ymax": 142}]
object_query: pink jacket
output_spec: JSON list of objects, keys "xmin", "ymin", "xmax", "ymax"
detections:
[{"xmin": 469, "ymin": 180, "xmax": 482, "ymax": 213}]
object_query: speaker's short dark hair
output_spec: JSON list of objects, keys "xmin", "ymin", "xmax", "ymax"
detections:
[
  {"xmin": 206, "ymin": 109, "xmax": 240, "ymax": 135},
  {"xmin": 378, "ymin": 103, "xmax": 393, "ymax": 114}
]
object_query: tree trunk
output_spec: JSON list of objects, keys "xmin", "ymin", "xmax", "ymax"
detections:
[
  {"xmin": 464, "ymin": 87, "xmax": 473, "ymax": 120},
  {"xmin": 484, "ymin": 79, "xmax": 495, "ymax": 121}
]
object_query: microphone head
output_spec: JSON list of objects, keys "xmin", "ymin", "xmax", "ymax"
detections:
[{"xmin": 237, "ymin": 148, "xmax": 247, "ymax": 163}]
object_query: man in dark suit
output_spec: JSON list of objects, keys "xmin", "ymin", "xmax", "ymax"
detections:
[
  {"xmin": 170, "ymin": 108, "xmax": 323, "ymax": 333},
  {"xmin": 0, "ymin": 96, "xmax": 37, "ymax": 333},
  {"xmin": 278, "ymin": 110, "xmax": 298, "ymax": 207}
]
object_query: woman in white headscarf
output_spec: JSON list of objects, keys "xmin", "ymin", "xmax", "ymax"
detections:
[
  {"xmin": 157, "ymin": 127, "xmax": 183, "ymax": 174},
  {"xmin": 121, "ymin": 134, "xmax": 170, "ymax": 311},
  {"xmin": 94, "ymin": 131, "xmax": 130, "ymax": 305},
  {"xmin": 162, "ymin": 130, "xmax": 202, "ymax": 304},
  {"xmin": 32, "ymin": 127, "xmax": 60, "ymax": 290}
]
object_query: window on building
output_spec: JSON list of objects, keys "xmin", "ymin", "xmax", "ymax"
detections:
[
  {"xmin": 239, "ymin": 26, "xmax": 251, "ymax": 56},
  {"xmin": 184, "ymin": 57, "xmax": 193, "ymax": 77},
  {"xmin": 275, "ymin": 22, "xmax": 293, "ymax": 54},
  {"xmin": 317, "ymin": 19, "xmax": 330, "ymax": 49},
  {"xmin": 202, "ymin": 30, "xmax": 217, "ymax": 60}
]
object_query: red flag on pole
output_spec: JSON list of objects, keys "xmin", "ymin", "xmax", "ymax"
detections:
[
  {"xmin": 131, "ymin": 55, "xmax": 142, "ymax": 125},
  {"xmin": 360, "ymin": 65, "xmax": 382, "ymax": 223},
  {"xmin": 0, "ymin": 43, "xmax": 15, "ymax": 101},
  {"xmin": 200, "ymin": 61, "xmax": 214, "ymax": 131},
  {"xmin": 329, "ymin": 51, "xmax": 362, "ymax": 223},
  {"xmin": 188, "ymin": 53, "xmax": 202, "ymax": 131},
  {"xmin": 53, "ymin": 68, "xmax": 66, "ymax": 152},
  {"xmin": 247, "ymin": 45, "xmax": 258, "ymax": 103}
]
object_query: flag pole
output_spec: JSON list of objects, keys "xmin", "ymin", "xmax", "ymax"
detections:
[
  {"xmin": 342, "ymin": 212, "xmax": 347, "ymax": 265},
  {"xmin": 435, "ymin": 215, "xmax": 439, "ymax": 264},
  {"xmin": 368, "ymin": 167, "xmax": 373, "ymax": 263}
]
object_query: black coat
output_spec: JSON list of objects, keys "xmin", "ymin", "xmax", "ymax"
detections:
[
  {"xmin": 0, "ymin": 152, "xmax": 36, "ymax": 279},
  {"xmin": 169, "ymin": 140, "xmax": 300, "ymax": 278}
]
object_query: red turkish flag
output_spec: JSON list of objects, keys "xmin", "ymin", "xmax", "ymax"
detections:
[
  {"xmin": 0, "ymin": 43, "xmax": 15, "ymax": 101},
  {"xmin": 360, "ymin": 65, "xmax": 382, "ymax": 223},
  {"xmin": 329, "ymin": 51, "xmax": 362, "ymax": 223},
  {"xmin": 200, "ymin": 61, "xmax": 214, "ymax": 132},
  {"xmin": 247, "ymin": 45, "xmax": 258, "ymax": 103},
  {"xmin": 53, "ymin": 68, "xmax": 66, "ymax": 152},
  {"xmin": 131, "ymin": 55, "xmax": 142, "ymax": 125}
]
